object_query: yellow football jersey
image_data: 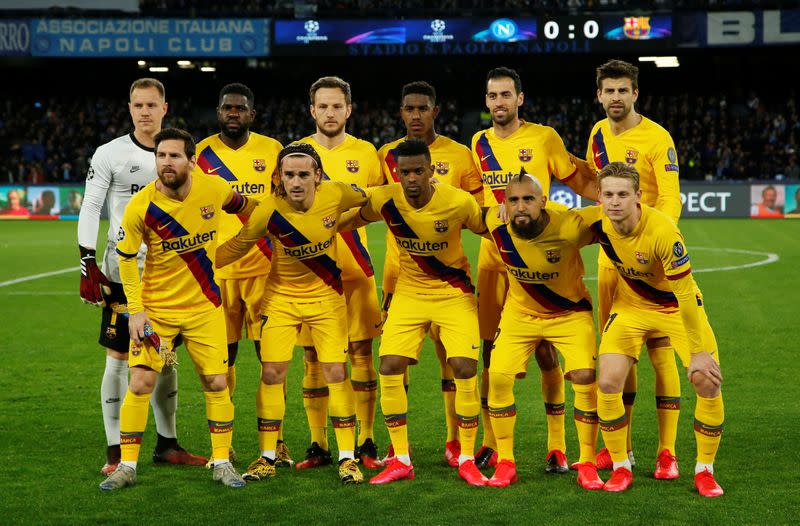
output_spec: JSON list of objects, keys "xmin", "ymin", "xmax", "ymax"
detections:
[
  {"xmin": 117, "ymin": 175, "xmax": 247, "ymax": 315},
  {"xmin": 471, "ymin": 121, "xmax": 578, "ymax": 271},
  {"xmin": 195, "ymin": 132, "xmax": 282, "ymax": 280},
  {"xmin": 485, "ymin": 205, "xmax": 594, "ymax": 318},
  {"xmin": 586, "ymin": 116, "xmax": 681, "ymax": 223},
  {"xmin": 578, "ymin": 205, "xmax": 704, "ymax": 352},
  {"xmin": 361, "ymin": 183, "xmax": 486, "ymax": 296},
  {"xmin": 216, "ymin": 181, "xmax": 368, "ymax": 301},
  {"xmin": 300, "ymin": 134, "xmax": 383, "ymax": 282}
]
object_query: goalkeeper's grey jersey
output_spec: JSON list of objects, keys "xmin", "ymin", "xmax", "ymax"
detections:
[{"xmin": 77, "ymin": 133, "xmax": 156, "ymax": 252}]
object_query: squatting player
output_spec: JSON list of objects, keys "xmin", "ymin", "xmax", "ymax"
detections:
[
  {"xmin": 194, "ymin": 83, "xmax": 293, "ymax": 467},
  {"xmin": 585, "ymin": 162, "xmax": 724, "ymax": 497},
  {"xmin": 588, "ymin": 59, "xmax": 684, "ymax": 476},
  {"xmin": 215, "ymin": 143, "xmax": 368, "ymax": 485},
  {"xmin": 78, "ymin": 78, "xmax": 204, "ymax": 475},
  {"xmin": 100, "ymin": 128, "xmax": 253, "ymax": 491},
  {"xmin": 340, "ymin": 139, "xmax": 489, "ymax": 487},
  {"xmin": 297, "ymin": 77, "xmax": 384, "ymax": 470},
  {"xmin": 378, "ymin": 81, "xmax": 484, "ymax": 467},
  {"xmin": 484, "ymin": 172, "xmax": 603, "ymax": 490},
  {"xmin": 471, "ymin": 67, "xmax": 597, "ymax": 472}
]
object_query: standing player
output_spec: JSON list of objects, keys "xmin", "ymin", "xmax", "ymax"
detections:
[
  {"xmin": 297, "ymin": 76, "xmax": 384, "ymax": 469},
  {"xmin": 100, "ymin": 128, "xmax": 252, "ymax": 491},
  {"xmin": 194, "ymin": 83, "xmax": 293, "ymax": 467},
  {"xmin": 378, "ymin": 81, "xmax": 484, "ymax": 466},
  {"xmin": 484, "ymin": 172, "xmax": 603, "ymax": 490},
  {"xmin": 78, "ymin": 78, "xmax": 204, "ymax": 476},
  {"xmin": 471, "ymin": 67, "xmax": 597, "ymax": 472},
  {"xmin": 215, "ymin": 143, "xmax": 368, "ymax": 485},
  {"xmin": 586, "ymin": 162, "xmax": 724, "ymax": 497},
  {"xmin": 341, "ymin": 139, "xmax": 488, "ymax": 487},
  {"xmin": 588, "ymin": 59, "xmax": 683, "ymax": 477}
]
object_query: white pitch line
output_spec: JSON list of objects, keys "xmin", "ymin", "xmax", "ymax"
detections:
[
  {"xmin": 0, "ymin": 291, "xmax": 74, "ymax": 295},
  {"xmin": 0, "ymin": 267, "xmax": 79, "ymax": 288}
]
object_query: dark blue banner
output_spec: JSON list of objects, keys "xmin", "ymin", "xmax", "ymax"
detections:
[
  {"xmin": 0, "ymin": 20, "xmax": 30, "ymax": 56},
  {"xmin": 30, "ymin": 18, "xmax": 271, "ymax": 57}
]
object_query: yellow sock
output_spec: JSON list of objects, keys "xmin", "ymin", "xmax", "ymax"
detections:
[
  {"xmin": 694, "ymin": 393, "xmax": 724, "ymax": 464},
  {"xmin": 380, "ymin": 373, "xmax": 409, "ymax": 456},
  {"xmin": 302, "ymin": 360, "xmax": 329, "ymax": 450},
  {"xmin": 349, "ymin": 353, "xmax": 377, "ymax": 446},
  {"xmin": 454, "ymin": 376, "xmax": 480, "ymax": 457},
  {"xmin": 622, "ymin": 365, "xmax": 637, "ymax": 452},
  {"xmin": 488, "ymin": 372, "xmax": 516, "ymax": 462},
  {"xmin": 480, "ymin": 367, "xmax": 497, "ymax": 449},
  {"xmin": 597, "ymin": 390, "xmax": 629, "ymax": 463},
  {"xmin": 541, "ymin": 366, "xmax": 566, "ymax": 453},
  {"xmin": 278, "ymin": 380, "xmax": 287, "ymax": 442},
  {"xmin": 572, "ymin": 382, "xmax": 599, "ymax": 464},
  {"xmin": 205, "ymin": 388, "xmax": 234, "ymax": 461},
  {"xmin": 327, "ymin": 379, "xmax": 356, "ymax": 454},
  {"xmin": 256, "ymin": 382, "xmax": 284, "ymax": 454},
  {"xmin": 120, "ymin": 390, "xmax": 151, "ymax": 463},
  {"xmin": 435, "ymin": 341, "xmax": 458, "ymax": 442},
  {"xmin": 651, "ymin": 347, "xmax": 681, "ymax": 454},
  {"xmin": 226, "ymin": 365, "xmax": 237, "ymax": 400}
]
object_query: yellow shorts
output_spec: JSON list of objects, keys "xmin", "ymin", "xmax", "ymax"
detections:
[
  {"xmin": 261, "ymin": 295, "xmax": 349, "ymax": 364},
  {"xmin": 477, "ymin": 268, "xmax": 509, "ymax": 341},
  {"xmin": 379, "ymin": 292, "xmax": 480, "ymax": 363},
  {"xmin": 296, "ymin": 277, "xmax": 381, "ymax": 346},
  {"xmin": 489, "ymin": 307, "xmax": 597, "ymax": 376},
  {"xmin": 599, "ymin": 299, "xmax": 719, "ymax": 368},
  {"xmin": 129, "ymin": 307, "xmax": 228, "ymax": 376},
  {"xmin": 219, "ymin": 275, "xmax": 267, "ymax": 344}
]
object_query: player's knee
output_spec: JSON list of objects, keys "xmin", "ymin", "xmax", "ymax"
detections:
[
  {"xmin": 569, "ymin": 368, "xmax": 596, "ymax": 385},
  {"xmin": 348, "ymin": 339, "xmax": 373, "ymax": 356},
  {"xmin": 691, "ymin": 373, "xmax": 721, "ymax": 398},
  {"xmin": 379, "ymin": 355, "xmax": 409, "ymax": 376},
  {"xmin": 227, "ymin": 342, "xmax": 239, "ymax": 366},
  {"xmin": 321, "ymin": 363, "xmax": 347, "ymax": 384},
  {"xmin": 261, "ymin": 363, "xmax": 288, "ymax": 385},
  {"xmin": 597, "ymin": 376, "xmax": 624, "ymax": 395},
  {"xmin": 129, "ymin": 366, "xmax": 156, "ymax": 394},
  {"xmin": 107, "ymin": 348, "xmax": 128, "ymax": 361},
  {"xmin": 201, "ymin": 374, "xmax": 227, "ymax": 392},
  {"xmin": 450, "ymin": 358, "xmax": 478, "ymax": 379},
  {"xmin": 534, "ymin": 341, "xmax": 559, "ymax": 370}
]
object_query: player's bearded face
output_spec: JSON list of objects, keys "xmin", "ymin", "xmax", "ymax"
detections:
[
  {"xmin": 218, "ymin": 93, "xmax": 255, "ymax": 140},
  {"xmin": 397, "ymin": 155, "xmax": 433, "ymax": 201},
  {"xmin": 598, "ymin": 78, "xmax": 638, "ymax": 122},
  {"xmin": 156, "ymin": 140, "xmax": 194, "ymax": 190},
  {"xmin": 401, "ymin": 94, "xmax": 438, "ymax": 138},
  {"xmin": 280, "ymin": 155, "xmax": 321, "ymax": 208},
  {"xmin": 507, "ymin": 180, "xmax": 546, "ymax": 238},
  {"xmin": 486, "ymin": 77, "xmax": 523, "ymax": 126},
  {"xmin": 311, "ymin": 88, "xmax": 351, "ymax": 138},
  {"xmin": 129, "ymin": 87, "xmax": 167, "ymax": 135},
  {"xmin": 600, "ymin": 176, "xmax": 641, "ymax": 222}
]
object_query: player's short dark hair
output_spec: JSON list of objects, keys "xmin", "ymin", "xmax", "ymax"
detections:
[
  {"xmin": 129, "ymin": 77, "xmax": 165, "ymax": 100},
  {"xmin": 599, "ymin": 161, "xmax": 640, "ymax": 192},
  {"xmin": 506, "ymin": 167, "xmax": 543, "ymax": 191},
  {"xmin": 219, "ymin": 82, "xmax": 254, "ymax": 107},
  {"xmin": 395, "ymin": 138, "xmax": 431, "ymax": 163},
  {"xmin": 275, "ymin": 142, "xmax": 324, "ymax": 197},
  {"xmin": 154, "ymin": 128, "xmax": 196, "ymax": 159},
  {"xmin": 309, "ymin": 76, "xmax": 352, "ymax": 105},
  {"xmin": 401, "ymin": 81, "xmax": 437, "ymax": 106},
  {"xmin": 596, "ymin": 59, "xmax": 639, "ymax": 91},
  {"xmin": 487, "ymin": 67, "xmax": 522, "ymax": 95}
]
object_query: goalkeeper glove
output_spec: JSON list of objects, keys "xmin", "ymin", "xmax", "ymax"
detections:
[{"xmin": 79, "ymin": 245, "xmax": 110, "ymax": 307}]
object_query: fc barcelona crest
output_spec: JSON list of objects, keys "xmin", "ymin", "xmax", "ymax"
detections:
[
  {"xmin": 624, "ymin": 17, "xmax": 651, "ymax": 39},
  {"xmin": 346, "ymin": 160, "xmax": 360, "ymax": 173},
  {"xmin": 200, "ymin": 205, "xmax": 215, "ymax": 220},
  {"xmin": 434, "ymin": 220, "xmax": 449, "ymax": 233},
  {"xmin": 518, "ymin": 148, "xmax": 532, "ymax": 162},
  {"xmin": 545, "ymin": 249, "xmax": 561, "ymax": 263},
  {"xmin": 625, "ymin": 149, "xmax": 639, "ymax": 164},
  {"xmin": 635, "ymin": 251, "xmax": 649, "ymax": 264},
  {"xmin": 323, "ymin": 215, "xmax": 336, "ymax": 229},
  {"xmin": 253, "ymin": 159, "xmax": 266, "ymax": 172},
  {"xmin": 435, "ymin": 161, "xmax": 450, "ymax": 175},
  {"xmin": 105, "ymin": 326, "xmax": 117, "ymax": 340}
]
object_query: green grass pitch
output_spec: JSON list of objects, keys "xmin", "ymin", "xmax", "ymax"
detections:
[{"xmin": 0, "ymin": 218, "xmax": 798, "ymax": 525}]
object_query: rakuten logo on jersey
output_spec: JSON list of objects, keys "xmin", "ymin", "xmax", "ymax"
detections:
[
  {"xmin": 282, "ymin": 237, "xmax": 333, "ymax": 259},
  {"xmin": 482, "ymin": 171, "xmax": 517, "ymax": 188},
  {"xmin": 161, "ymin": 231, "xmax": 216, "ymax": 253},
  {"xmin": 131, "ymin": 184, "xmax": 146, "ymax": 194},
  {"xmin": 395, "ymin": 238, "xmax": 448, "ymax": 254}
]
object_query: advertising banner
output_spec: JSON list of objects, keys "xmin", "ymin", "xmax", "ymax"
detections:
[
  {"xmin": 0, "ymin": 20, "xmax": 30, "ymax": 57},
  {"xmin": 0, "ymin": 185, "xmax": 86, "ymax": 220}
]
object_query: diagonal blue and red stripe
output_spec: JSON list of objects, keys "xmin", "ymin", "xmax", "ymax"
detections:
[
  {"xmin": 144, "ymin": 202, "xmax": 221, "ymax": 307},
  {"xmin": 197, "ymin": 146, "xmax": 238, "ymax": 182},
  {"xmin": 491, "ymin": 225, "xmax": 526, "ymax": 267},
  {"xmin": 590, "ymin": 221, "xmax": 622, "ymax": 263},
  {"xmin": 475, "ymin": 133, "xmax": 503, "ymax": 172},
  {"xmin": 591, "ymin": 129, "xmax": 610, "ymax": 170},
  {"xmin": 384, "ymin": 148, "xmax": 399, "ymax": 182},
  {"xmin": 339, "ymin": 230, "xmax": 374, "ymax": 277},
  {"xmin": 380, "ymin": 199, "xmax": 418, "ymax": 239},
  {"xmin": 267, "ymin": 211, "xmax": 343, "ymax": 294}
]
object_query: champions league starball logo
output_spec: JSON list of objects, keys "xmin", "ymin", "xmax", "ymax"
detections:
[
  {"xmin": 424, "ymin": 19, "xmax": 454, "ymax": 43},
  {"xmin": 550, "ymin": 189, "xmax": 575, "ymax": 209},
  {"xmin": 297, "ymin": 20, "xmax": 328, "ymax": 43}
]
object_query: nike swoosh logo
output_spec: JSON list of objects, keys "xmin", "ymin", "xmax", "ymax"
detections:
[
  {"xmin": 471, "ymin": 345, "xmax": 480, "ymax": 349},
  {"xmin": 223, "ymin": 359, "xmax": 228, "ymax": 364},
  {"xmin": 480, "ymin": 154, "xmax": 492, "ymax": 161},
  {"xmin": 278, "ymin": 231, "xmax": 294, "ymax": 238},
  {"xmin": 130, "ymin": 166, "xmax": 140, "ymax": 173},
  {"xmin": 207, "ymin": 166, "xmax": 222, "ymax": 174},
  {"xmin": 594, "ymin": 152, "xmax": 603, "ymax": 158},
  {"xmin": 157, "ymin": 221, "xmax": 173, "ymax": 231},
  {"xmin": 389, "ymin": 222, "xmax": 403, "ymax": 227},
  {"xmin": 499, "ymin": 248, "xmax": 515, "ymax": 253}
]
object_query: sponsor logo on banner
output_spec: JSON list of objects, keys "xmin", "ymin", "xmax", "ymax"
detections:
[{"xmin": 624, "ymin": 17, "xmax": 651, "ymax": 39}]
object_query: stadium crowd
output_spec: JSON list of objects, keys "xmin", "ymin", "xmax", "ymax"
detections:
[{"xmin": 2, "ymin": 91, "xmax": 797, "ymax": 184}]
